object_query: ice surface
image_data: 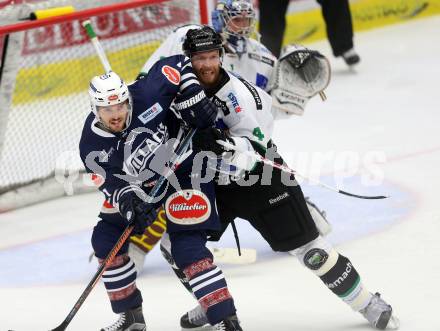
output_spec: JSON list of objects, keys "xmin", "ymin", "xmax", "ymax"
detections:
[{"xmin": 1, "ymin": 16, "xmax": 440, "ymax": 330}]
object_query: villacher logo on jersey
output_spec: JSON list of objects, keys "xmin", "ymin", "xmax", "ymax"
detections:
[{"xmin": 165, "ymin": 190, "xmax": 211, "ymax": 225}]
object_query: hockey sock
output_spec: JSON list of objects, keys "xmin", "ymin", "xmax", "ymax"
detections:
[
  {"xmin": 183, "ymin": 258, "xmax": 236, "ymax": 325},
  {"xmin": 291, "ymin": 236, "xmax": 372, "ymax": 311},
  {"xmin": 100, "ymin": 254, "xmax": 142, "ymax": 313}
]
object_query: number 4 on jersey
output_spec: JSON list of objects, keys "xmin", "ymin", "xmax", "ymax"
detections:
[{"xmin": 252, "ymin": 127, "xmax": 264, "ymax": 141}]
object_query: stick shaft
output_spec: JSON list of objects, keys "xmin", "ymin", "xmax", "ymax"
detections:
[
  {"xmin": 82, "ymin": 20, "xmax": 112, "ymax": 73},
  {"xmin": 218, "ymin": 140, "xmax": 387, "ymax": 200}
]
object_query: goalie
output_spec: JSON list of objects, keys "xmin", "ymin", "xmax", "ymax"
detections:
[{"xmin": 132, "ymin": 0, "xmax": 331, "ymax": 267}]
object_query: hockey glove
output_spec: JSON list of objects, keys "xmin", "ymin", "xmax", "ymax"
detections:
[
  {"xmin": 118, "ymin": 191, "xmax": 157, "ymax": 235},
  {"xmin": 174, "ymin": 85, "xmax": 217, "ymax": 129},
  {"xmin": 193, "ymin": 127, "xmax": 234, "ymax": 155}
]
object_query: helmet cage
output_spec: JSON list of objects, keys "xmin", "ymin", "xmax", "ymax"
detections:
[{"xmin": 214, "ymin": 0, "xmax": 256, "ymax": 38}]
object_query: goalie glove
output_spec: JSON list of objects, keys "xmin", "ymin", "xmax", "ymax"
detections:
[{"xmin": 270, "ymin": 44, "xmax": 331, "ymax": 116}]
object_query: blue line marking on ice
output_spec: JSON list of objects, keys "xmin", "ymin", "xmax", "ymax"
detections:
[{"xmin": 0, "ymin": 176, "xmax": 413, "ymax": 287}]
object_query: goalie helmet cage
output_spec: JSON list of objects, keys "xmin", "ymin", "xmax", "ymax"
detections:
[{"xmin": 0, "ymin": 0, "xmax": 209, "ymax": 212}]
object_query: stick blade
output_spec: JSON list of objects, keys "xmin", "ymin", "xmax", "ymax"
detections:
[{"xmin": 209, "ymin": 247, "xmax": 257, "ymax": 264}]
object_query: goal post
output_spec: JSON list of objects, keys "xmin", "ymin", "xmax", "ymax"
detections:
[{"xmin": 0, "ymin": 0, "xmax": 209, "ymax": 212}]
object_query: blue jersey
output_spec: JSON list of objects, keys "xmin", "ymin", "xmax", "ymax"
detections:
[{"xmin": 80, "ymin": 55, "xmax": 197, "ymax": 212}]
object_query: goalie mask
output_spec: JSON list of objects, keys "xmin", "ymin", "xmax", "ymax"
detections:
[
  {"xmin": 212, "ymin": 0, "xmax": 256, "ymax": 55},
  {"xmin": 89, "ymin": 71, "xmax": 132, "ymax": 129}
]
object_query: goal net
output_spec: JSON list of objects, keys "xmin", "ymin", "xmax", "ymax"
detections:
[{"xmin": 0, "ymin": 0, "xmax": 208, "ymax": 211}]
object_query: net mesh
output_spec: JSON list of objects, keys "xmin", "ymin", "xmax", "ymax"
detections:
[{"xmin": 0, "ymin": 0, "xmax": 203, "ymax": 195}]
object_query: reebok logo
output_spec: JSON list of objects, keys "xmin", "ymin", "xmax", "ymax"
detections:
[{"xmin": 268, "ymin": 192, "xmax": 289, "ymax": 204}]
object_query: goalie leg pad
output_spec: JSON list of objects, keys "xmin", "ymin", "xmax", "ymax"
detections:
[{"xmin": 291, "ymin": 236, "xmax": 372, "ymax": 311}]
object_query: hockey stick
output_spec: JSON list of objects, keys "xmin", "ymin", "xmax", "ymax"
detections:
[
  {"xmin": 218, "ymin": 140, "xmax": 388, "ymax": 200},
  {"xmin": 49, "ymin": 128, "xmax": 197, "ymax": 331},
  {"xmin": 82, "ymin": 20, "xmax": 112, "ymax": 74},
  {"xmin": 209, "ymin": 247, "xmax": 257, "ymax": 264}
]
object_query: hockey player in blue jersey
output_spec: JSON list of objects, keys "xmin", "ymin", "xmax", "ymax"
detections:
[{"xmin": 80, "ymin": 55, "xmax": 243, "ymax": 330}]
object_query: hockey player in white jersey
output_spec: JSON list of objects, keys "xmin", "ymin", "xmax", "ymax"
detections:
[
  {"xmin": 169, "ymin": 26, "xmax": 400, "ymax": 331},
  {"xmin": 139, "ymin": 0, "xmax": 330, "ymax": 117},
  {"xmin": 132, "ymin": 0, "xmax": 332, "ymax": 266},
  {"xmin": 139, "ymin": 1, "xmax": 274, "ymax": 93}
]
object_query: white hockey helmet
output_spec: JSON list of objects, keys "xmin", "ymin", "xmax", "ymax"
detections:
[
  {"xmin": 212, "ymin": 0, "xmax": 256, "ymax": 38},
  {"xmin": 88, "ymin": 71, "xmax": 132, "ymax": 123}
]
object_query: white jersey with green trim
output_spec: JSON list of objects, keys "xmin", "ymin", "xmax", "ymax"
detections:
[
  {"xmin": 140, "ymin": 25, "xmax": 275, "ymax": 172},
  {"xmin": 140, "ymin": 24, "xmax": 277, "ymax": 92},
  {"xmin": 205, "ymin": 69, "xmax": 273, "ymax": 174},
  {"xmin": 213, "ymin": 70, "xmax": 273, "ymax": 150}
]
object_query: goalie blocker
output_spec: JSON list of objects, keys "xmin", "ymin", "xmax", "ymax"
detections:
[{"xmin": 270, "ymin": 44, "xmax": 331, "ymax": 116}]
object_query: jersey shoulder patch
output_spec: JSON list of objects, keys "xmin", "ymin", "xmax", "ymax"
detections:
[{"xmin": 161, "ymin": 65, "xmax": 181, "ymax": 85}]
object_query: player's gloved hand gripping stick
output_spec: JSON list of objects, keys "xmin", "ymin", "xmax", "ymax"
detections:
[{"xmin": 48, "ymin": 20, "xmax": 198, "ymax": 331}]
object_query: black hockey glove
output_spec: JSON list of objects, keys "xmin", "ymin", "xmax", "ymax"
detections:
[
  {"xmin": 193, "ymin": 127, "xmax": 234, "ymax": 155},
  {"xmin": 118, "ymin": 191, "xmax": 157, "ymax": 235},
  {"xmin": 174, "ymin": 85, "xmax": 217, "ymax": 129}
]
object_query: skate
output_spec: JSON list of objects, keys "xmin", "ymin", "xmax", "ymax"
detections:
[
  {"xmin": 360, "ymin": 293, "xmax": 400, "ymax": 330},
  {"xmin": 180, "ymin": 307, "xmax": 242, "ymax": 331},
  {"xmin": 101, "ymin": 306, "xmax": 146, "ymax": 331},
  {"xmin": 212, "ymin": 315, "xmax": 242, "ymax": 331},
  {"xmin": 180, "ymin": 305, "xmax": 210, "ymax": 330},
  {"xmin": 341, "ymin": 48, "xmax": 360, "ymax": 66}
]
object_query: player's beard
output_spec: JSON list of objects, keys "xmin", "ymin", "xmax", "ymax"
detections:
[
  {"xmin": 102, "ymin": 114, "xmax": 127, "ymax": 133},
  {"xmin": 197, "ymin": 65, "xmax": 220, "ymax": 89},
  {"xmin": 109, "ymin": 118, "xmax": 125, "ymax": 132}
]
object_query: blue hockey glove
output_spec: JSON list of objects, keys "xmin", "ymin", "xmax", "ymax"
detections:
[
  {"xmin": 118, "ymin": 191, "xmax": 157, "ymax": 235},
  {"xmin": 174, "ymin": 85, "xmax": 217, "ymax": 129}
]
